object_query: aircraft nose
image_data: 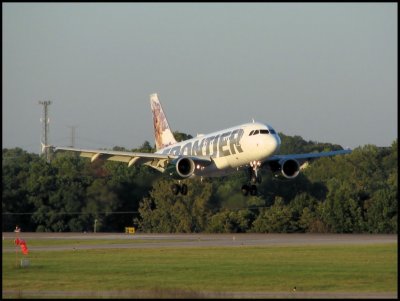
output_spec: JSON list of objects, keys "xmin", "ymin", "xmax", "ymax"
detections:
[{"xmin": 262, "ymin": 133, "xmax": 280, "ymax": 157}]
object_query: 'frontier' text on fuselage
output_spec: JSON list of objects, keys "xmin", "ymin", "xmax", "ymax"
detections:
[{"xmin": 160, "ymin": 129, "xmax": 245, "ymax": 157}]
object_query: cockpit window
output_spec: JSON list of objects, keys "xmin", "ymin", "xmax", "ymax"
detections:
[
  {"xmin": 250, "ymin": 129, "xmax": 272, "ymax": 135},
  {"xmin": 269, "ymin": 129, "xmax": 276, "ymax": 134}
]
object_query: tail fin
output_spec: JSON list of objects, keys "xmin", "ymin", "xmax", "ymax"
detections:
[{"xmin": 150, "ymin": 93, "xmax": 177, "ymax": 150}]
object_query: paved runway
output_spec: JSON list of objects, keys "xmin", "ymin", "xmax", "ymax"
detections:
[{"xmin": 2, "ymin": 232, "xmax": 396, "ymax": 252}]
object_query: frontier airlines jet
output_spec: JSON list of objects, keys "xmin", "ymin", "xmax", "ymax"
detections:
[{"xmin": 55, "ymin": 93, "xmax": 351, "ymax": 196}]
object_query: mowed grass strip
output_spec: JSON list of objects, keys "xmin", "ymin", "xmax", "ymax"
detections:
[{"xmin": 2, "ymin": 244, "xmax": 396, "ymax": 293}]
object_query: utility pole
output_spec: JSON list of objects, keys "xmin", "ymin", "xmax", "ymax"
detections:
[
  {"xmin": 68, "ymin": 125, "xmax": 77, "ymax": 148},
  {"xmin": 39, "ymin": 100, "xmax": 52, "ymax": 162}
]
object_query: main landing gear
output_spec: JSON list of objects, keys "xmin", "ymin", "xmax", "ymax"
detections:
[
  {"xmin": 241, "ymin": 161, "xmax": 262, "ymax": 196},
  {"xmin": 171, "ymin": 183, "xmax": 188, "ymax": 195}
]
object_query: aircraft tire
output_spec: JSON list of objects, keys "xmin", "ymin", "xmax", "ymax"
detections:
[
  {"xmin": 181, "ymin": 184, "xmax": 188, "ymax": 195},
  {"xmin": 250, "ymin": 185, "xmax": 258, "ymax": 196},
  {"xmin": 241, "ymin": 184, "xmax": 250, "ymax": 196},
  {"xmin": 171, "ymin": 184, "xmax": 180, "ymax": 195}
]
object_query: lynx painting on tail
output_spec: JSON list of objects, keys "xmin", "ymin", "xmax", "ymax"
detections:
[{"xmin": 150, "ymin": 93, "xmax": 177, "ymax": 150}]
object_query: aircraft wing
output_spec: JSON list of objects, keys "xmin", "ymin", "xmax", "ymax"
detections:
[
  {"xmin": 54, "ymin": 147, "xmax": 213, "ymax": 172},
  {"xmin": 265, "ymin": 149, "xmax": 351, "ymax": 165}
]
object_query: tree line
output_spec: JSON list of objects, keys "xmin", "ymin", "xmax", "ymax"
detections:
[{"xmin": 2, "ymin": 133, "xmax": 397, "ymax": 233}]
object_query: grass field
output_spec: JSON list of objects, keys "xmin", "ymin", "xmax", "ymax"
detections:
[{"xmin": 2, "ymin": 238, "xmax": 397, "ymax": 298}]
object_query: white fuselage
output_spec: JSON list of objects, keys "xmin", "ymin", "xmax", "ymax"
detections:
[{"xmin": 156, "ymin": 122, "xmax": 281, "ymax": 177}]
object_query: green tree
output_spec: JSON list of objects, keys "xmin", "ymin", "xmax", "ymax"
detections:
[
  {"xmin": 137, "ymin": 178, "xmax": 213, "ymax": 232},
  {"xmin": 2, "ymin": 148, "xmax": 38, "ymax": 231},
  {"xmin": 364, "ymin": 188, "xmax": 397, "ymax": 233},
  {"xmin": 206, "ymin": 209, "xmax": 255, "ymax": 233},
  {"xmin": 173, "ymin": 131, "xmax": 193, "ymax": 142},
  {"xmin": 25, "ymin": 157, "xmax": 60, "ymax": 232},
  {"xmin": 320, "ymin": 179, "xmax": 364, "ymax": 233},
  {"xmin": 252, "ymin": 197, "xmax": 294, "ymax": 233},
  {"xmin": 3, "ymin": 135, "xmax": 397, "ymax": 234},
  {"xmin": 132, "ymin": 141, "xmax": 155, "ymax": 153},
  {"xmin": 83, "ymin": 178, "xmax": 121, "ymax": 232}
]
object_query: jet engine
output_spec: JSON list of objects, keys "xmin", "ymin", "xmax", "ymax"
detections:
[
  {"xmin": 270, "ymin": 158, "xmax": 300, "ymax": 180},
  {"xmin": 166, "ymin": 157, "xmax": 196, "ymax": 179}
]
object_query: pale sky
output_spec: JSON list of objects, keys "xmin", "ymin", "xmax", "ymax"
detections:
[{"xmin": 3, "ymin": 3, "xmax": 397, "ymax": 153}]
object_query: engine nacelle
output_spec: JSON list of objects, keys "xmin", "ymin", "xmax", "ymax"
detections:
[
  {"xmin": 270, "ymin": 158, "xmax": 300, "ymax": 180},
  {"xmin": 166, "ymin": 157, "xmax": 196, "ymax": 179}
]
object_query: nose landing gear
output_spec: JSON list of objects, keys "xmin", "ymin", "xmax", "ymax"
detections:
[{"xmin": 242, "ymin": 161, "xmax": 262, "ymax": 196}]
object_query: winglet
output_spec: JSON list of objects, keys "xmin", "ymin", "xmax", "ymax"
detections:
[{"xmin": 150, "ymin": 93, "xmax": 177, "ymax": 151}]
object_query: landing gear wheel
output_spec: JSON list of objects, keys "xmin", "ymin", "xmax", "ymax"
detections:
[
  {"xmin": 241, "ymin": 184, "xmax": 250, "ymax": 196},
  {"xmin": 250, "ymin": 185, "xmax": 258, "ymax": 196},
  {"xmin": 171, "ymin": 183, "xmax": 188, "ymax": 195},
  {"xmin": 171, "ymin": 184, "xmax": 180, "ymax": 195},
  {"xmin": 181, "ymin": 184, "xmax": 188, "ymax": 195},
  {"xmin": 241, "ymin": 184, "xmax": 258, "ymax": 196}
]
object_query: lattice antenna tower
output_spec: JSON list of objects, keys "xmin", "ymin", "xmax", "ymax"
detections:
[{"xmin": 39, "ymin": 100, "xmax": 52, "ymax": 161}]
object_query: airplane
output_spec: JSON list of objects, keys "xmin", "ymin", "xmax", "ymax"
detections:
[{"xmin": 55, "ymin": 93, "xmax": 351, "ymax": 196}]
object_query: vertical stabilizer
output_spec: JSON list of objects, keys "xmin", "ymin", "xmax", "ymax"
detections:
[{"xmin": 150, "ymin": 93, "xmax": 177, "ymax": 150}]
